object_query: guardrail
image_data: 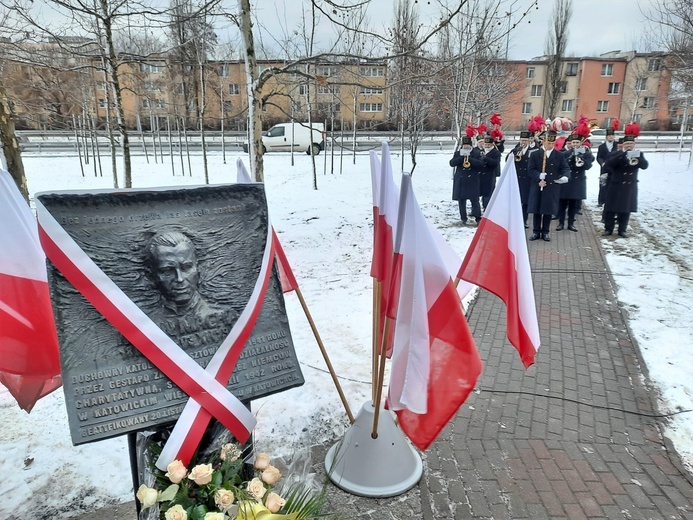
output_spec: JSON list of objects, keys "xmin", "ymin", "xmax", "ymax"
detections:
[{"xmin": 16, "ymin": 130, "xmax": 693, "ymax": 154}]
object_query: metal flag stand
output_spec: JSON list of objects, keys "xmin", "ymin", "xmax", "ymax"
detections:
[{"xmin": 324, "ymin": 401, "xmax": 422, "ymax": 497}]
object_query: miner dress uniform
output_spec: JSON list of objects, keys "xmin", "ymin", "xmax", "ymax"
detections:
[{"xmin": 450, "ymin": 136, "xmax": 484, "ymax": 224}]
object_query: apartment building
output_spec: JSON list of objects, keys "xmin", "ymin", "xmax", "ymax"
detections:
[{"xmin": 0, "ymin": 38, "xmax": 677, "ymax": 133}]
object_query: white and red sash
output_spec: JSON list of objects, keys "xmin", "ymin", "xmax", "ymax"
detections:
[{"xmin": 35, "ymin": 188, "xmax": 273, "ymax": 466}]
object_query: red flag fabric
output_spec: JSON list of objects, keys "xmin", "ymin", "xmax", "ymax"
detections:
[
  {"xmin": 0, "ymin": 168, "xmax": 61, "ymax": 412},
  {"xmin": 387, "ymin": 173, "xmax": 482, "ymax": 451},
  {"xmin": 458, "ymin": 159, "xmax": 541, "ymax": 368}
]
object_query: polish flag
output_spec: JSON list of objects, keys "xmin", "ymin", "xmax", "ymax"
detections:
[
  {"xmin": 0, "ymin": 168, "xmax": 61, "ymax": 411},
  {"xmin": 387, "ymin": 173, "xmax": 482, "ymax": 451},
  {"xmin": 237, "ymin": 158, "xmax": 298, "ymax": 293},
  {"xmin": 458, "ymin": 159, "xmax": 540, "ymax": 368}
]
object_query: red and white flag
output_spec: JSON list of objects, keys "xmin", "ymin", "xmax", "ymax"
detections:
[
  {"xmin": 0, "ymin": 168, "xmax": 61, "ymax": 412},
  {"xmin": 386, "ymin": 173, "xmax": 482, "ymax": 451},
  {"xmin": 458, "ymin": 159, "xmax": 540, "ymax": 368}
]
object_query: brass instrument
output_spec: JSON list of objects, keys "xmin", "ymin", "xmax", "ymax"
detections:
[
  {"xmin": 574, "ymin": 151, "xmax": 584, "ymax": 168},
  {"xmin": 514, "ymin": 148, "xmax": 522, "ymax": 162},
  {"xmin": 463, "ymin": 154, "xmax": 471, "ymax": 168},
  {"xmin": 627, "ymin": 150, "xmax": 640, "ymax": 166}
]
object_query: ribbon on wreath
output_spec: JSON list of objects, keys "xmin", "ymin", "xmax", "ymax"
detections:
[{"xmin": 35, "ymin": 192, "xmax": 274, "ymax": 466}]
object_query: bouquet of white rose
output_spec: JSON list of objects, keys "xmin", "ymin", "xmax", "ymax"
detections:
[{"xmin": 136, "ymin": 442, "xmax": 333, "ymax": 520}]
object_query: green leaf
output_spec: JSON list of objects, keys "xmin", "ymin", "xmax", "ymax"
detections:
[
  {"xmin": 212, "ymin": 470, "xmax": 223, "ymax": 488},
  {"xmin": 158, "ymin": 484, "xmax": 179, "ymax": 502},
  {"xmin": 190, "ymin": 503, "xmax": 209, "ymax": 520}
]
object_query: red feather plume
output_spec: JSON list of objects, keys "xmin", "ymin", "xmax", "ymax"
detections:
[
  {"xmin": 528, "ymin": 115, "xmax": 545, "ymax": 133},
  {"xmin": 490, "ymin": 128, "xmax": 504, "ymax": 141},
  {"xmin": 465, "ymin": 124, "xmax": 476, "ymax": 138},
  {"xmin": 624, "ymin": 121, "xmax": 640, "ymax": 136},
  {"xmin": 575, "ymin": 122, "xmax": 591, "ymax": 139},
  {"xmin": 611, "ymin": 118, "xmax": 621, "ymax": 131},
  {"xmin": 476, "ymin": 123, "xmax": 488, "ymax": 135},
  {"xmin": 490, "ymin": 113, "xmax": 502, "ymax": 126}
]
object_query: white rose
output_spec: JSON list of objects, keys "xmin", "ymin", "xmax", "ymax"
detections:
[
  {"xmin": 164, "ymin": 504, "xmax": 188, "ymax": 520},
  {"xmin": 265, "ymin": 492, "xmax": 285, "ymax": 513},
  {"xmin": 253, "ymin": 453, "xmax": 270, "ymax": 470},
  {"xmin": 246, "ymin": 477, "xmax": 266, "ymax": 500},
  {"xmin": 261, "ymin": 465, "xmax": 282, "ymax": 486},
  {"xmin": 214, "ymin": 489, "xmax": 235, "ymax": 510},
  {"xmin": 188, "ymin": 464, "xmax": 214, "ymax": 486},
  {"xmin": 203, "ymin": 513, "xmax": 225, "ymax": 520},
  {"xmin": 136, "ymin": 484, "xmax": 158, "ymax": 509},
  {"xmin": 165, "ymin": 460, "xmax": 188, "ymax": 484}
]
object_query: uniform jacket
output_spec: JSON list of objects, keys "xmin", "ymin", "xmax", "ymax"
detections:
[
  {"xmin": 506, "ymin": 145, "xmax": 534, "ymax": 204},
  {"xmin": 450, "ymin": 148, "xmax": 484, "ymax": 200},
  {"xmin": 597, "ymin": 141, "xmax": 616, "ymax": 173},
  {"xmin": 560, "ymin": 146, "xmax": 595, "ymax": 200},
  {"xmin": 480, "ymin": 146, "xmax": 501, "ymax": 197},
  {"xmin": 527, "ymin": 147, "xmax": 571, "ymax": 215},
  {"xmin": 603, "ymin": 151, "xmax": 649, "ymax": 213}
]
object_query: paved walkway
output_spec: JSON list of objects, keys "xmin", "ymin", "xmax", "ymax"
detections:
[{"xmin": 78, "ymin": 210, "xmax": 693, "ymax": 520}]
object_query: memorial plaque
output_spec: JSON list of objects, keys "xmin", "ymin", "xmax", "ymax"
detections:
[{"xmin": 37, "ymin": 184, "xmax": 304, "ymax": 445}]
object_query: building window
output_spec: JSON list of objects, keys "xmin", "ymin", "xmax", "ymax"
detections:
[
  {"xmin": 98, "ymin": 98, "xmax": 107, "ymax": 109},
  {"xmin": 318, "ymin": 66, "xmax": 338, "ymax": 76},
  {"xmin": 360, "ymin": 87, "xmax": 383, "ymax": 95},
  {"xmin": 144, "ymin": 81, "xmax": 162, "ymax": 91},
  {"xmin": 229, "ymin": 84, "xmax": 240, "ymax": 95},
  {"xmin": 217, "ymin": 64, "xmax": 229, "ymax": 77},
  {"xmin": 359, "ymin": 67, "xmax": 384, "ymax": 77},
  {"xmin": 597, "ymin": 100, "xmax": 609, "ymax": 112},
  {"xmin": 559, "ymin": 81, "xmax": 567, "ymax": 94},
  {"xmin": 643, "ymin": 97, "xmax": 655, "ymax": 109},
  {"xmin": 97, "ymin": 82, "xmax": 106, "ymax": 91},
  {"xmin": 561, "ymin": 99, "xmax": 574, "ymax": 112},
  {"xmin": 318, "ymin": 85, "xmax": 340, "ymax": 94},
  {"xmin": 607, "ymin": 82, "xmax": 620, "ymax": 94},
  {"xmin": 318, "ymin": 102, "xmax": 340, "ymax": 113},
  {"xmin": 566, "ymin": 63, "xmax": 578, "ymax": 76},
  {"xmin": 531, "ymin": 84, "xmax": 543, "ymax": 97},
  {"xmin": 633, "ymin": 113, "xmax": 642, "ymax": 122},
  {"xmin": 299, "ymin": 85, "xmax": 307, "ymax": 96},
  {"xmin": 601, "ymin": 63, "xmax": 613, "ymax": 76},
  {"xmin": 139, "ymin": 63, "xmax": 163, "ymax": 74},
  {"xmin": 648, "ymin": 58, "xmax": 661, "ymax": 71},
  {"xmin": 522, "ymin": 102, "xmax": 532, "ymax": 114},
  {"xmin": 526, "ymin": 66, "xmax": 535, "ymax": 79},
  {"xmin": 635, "ymin": 77, "xmax": 647, "ymax": 91},
  {"xmin": 359, "ymin": 103, "xmax": 383, "ymax": 112}
]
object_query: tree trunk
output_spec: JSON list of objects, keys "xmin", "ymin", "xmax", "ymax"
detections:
[
  {"xmin": 239, "ymin": 0, "xmax": 264, "ymax": 182},
  {"xmin": 0, "ymin": 79, "xmax": 29, "ymax": 203}
]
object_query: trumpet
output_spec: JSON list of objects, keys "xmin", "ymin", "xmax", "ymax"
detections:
[
  {"xmin": 574, "ymin": 153, "xmax": 584, "ymax": 168},
  {"xmin": 463, "ymin": 154, "xmax": 471, "ymax": 168},
  {"xmin": 627, "ymin": 150, "xmax": 640, "ymax": 166},
  {"xmin": 514, "ymin": 149, "xmax": 522, "ymax": 162}
]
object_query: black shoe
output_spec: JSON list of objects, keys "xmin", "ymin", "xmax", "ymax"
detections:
[
  {"xmin": 618, "ymin": 231, "xmax": 628, "ymax": 238},
  {"xmin": 551, "ymin": 214, "xmax": 558, "ymax": 220},
  {"xmin": 577, "ymin": 211, "xmax": 583, "ymax": 215},
  {"xmin": 529, "ymin": 232, "xmax": 541, "ymax": 241},
  {"xmin": 602, "ymin": 230, "xmax": 613, "ymax": 236},
  {"xmin": 524, "ymin": 223, "xmax": 529, "ymax": 229},
  {"xmin": 543, "ymin": 232, "xmax": 551, "ymax": 242},
  {"xmin": 568, "ymin": 225, "xmax": 578, "ymax": 232},
  {"xmin": 461, "ymin": 220, "xmax": 468, "ymax": 225},
  {"xmin": 556, "ymin": 223, "xmax": 564, "ymax": 231}
]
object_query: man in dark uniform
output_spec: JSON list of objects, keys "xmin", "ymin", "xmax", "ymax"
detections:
[
  {"xmin": 556, "ymin": 133, "xmax": 594, "ymax": 232},
  {"xmin": 527, "ymin": 130, "xmax": 571, "ymax": 242},
  {"xmin": 506, "ymin": 130, "xmax": 534, "ymax": 228},
  {"xmin": 596, "ymin": 126, "xmax": 617, "ymax": 206},
  {"xmin": 450, "ymin": 136, "xmax": 484, "ymax": 225},
  {"xmin": 602, "ymin": 123, "xmax": 648, "ymax": 238},
  {"xmin": 480, "ymin": 135, "xmax": 501, "ymax": 211}
]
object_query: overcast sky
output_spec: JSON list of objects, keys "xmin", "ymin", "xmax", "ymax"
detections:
[{"xmin": 11, "ymin": 0, "xmax": 661, "ymax": 61}]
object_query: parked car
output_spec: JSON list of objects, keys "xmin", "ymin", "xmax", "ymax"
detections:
[{"xmin": 243, "ymin": 122, "xmax": 325, "ymax": 155}]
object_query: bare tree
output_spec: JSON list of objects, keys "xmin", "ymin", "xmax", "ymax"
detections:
[
  {"xmin": 543, "ymin": 0, "xmax": 572, "ymax": 119},
  {"xmin": 0, "ymin": 78, "xmax": 29, "ymax": 201}
]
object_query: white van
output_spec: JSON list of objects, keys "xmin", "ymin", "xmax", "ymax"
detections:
[{"xmin": 244, "ymin": 122, "xmax": 325, "ymax": 155}]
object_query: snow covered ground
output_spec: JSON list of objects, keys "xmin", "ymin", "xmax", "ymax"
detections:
[{"xmin": 1, "ymin": 146, "xmax": 691, "ymax": 518}]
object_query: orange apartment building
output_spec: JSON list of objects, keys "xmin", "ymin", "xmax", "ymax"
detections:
[
  {"xmin": 0, "ymin": 37, "xmax": 678, "ymax": 133},
  {"xmin": 501, "ymin": 51, "xmax": 672, "ymax": 132}
]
